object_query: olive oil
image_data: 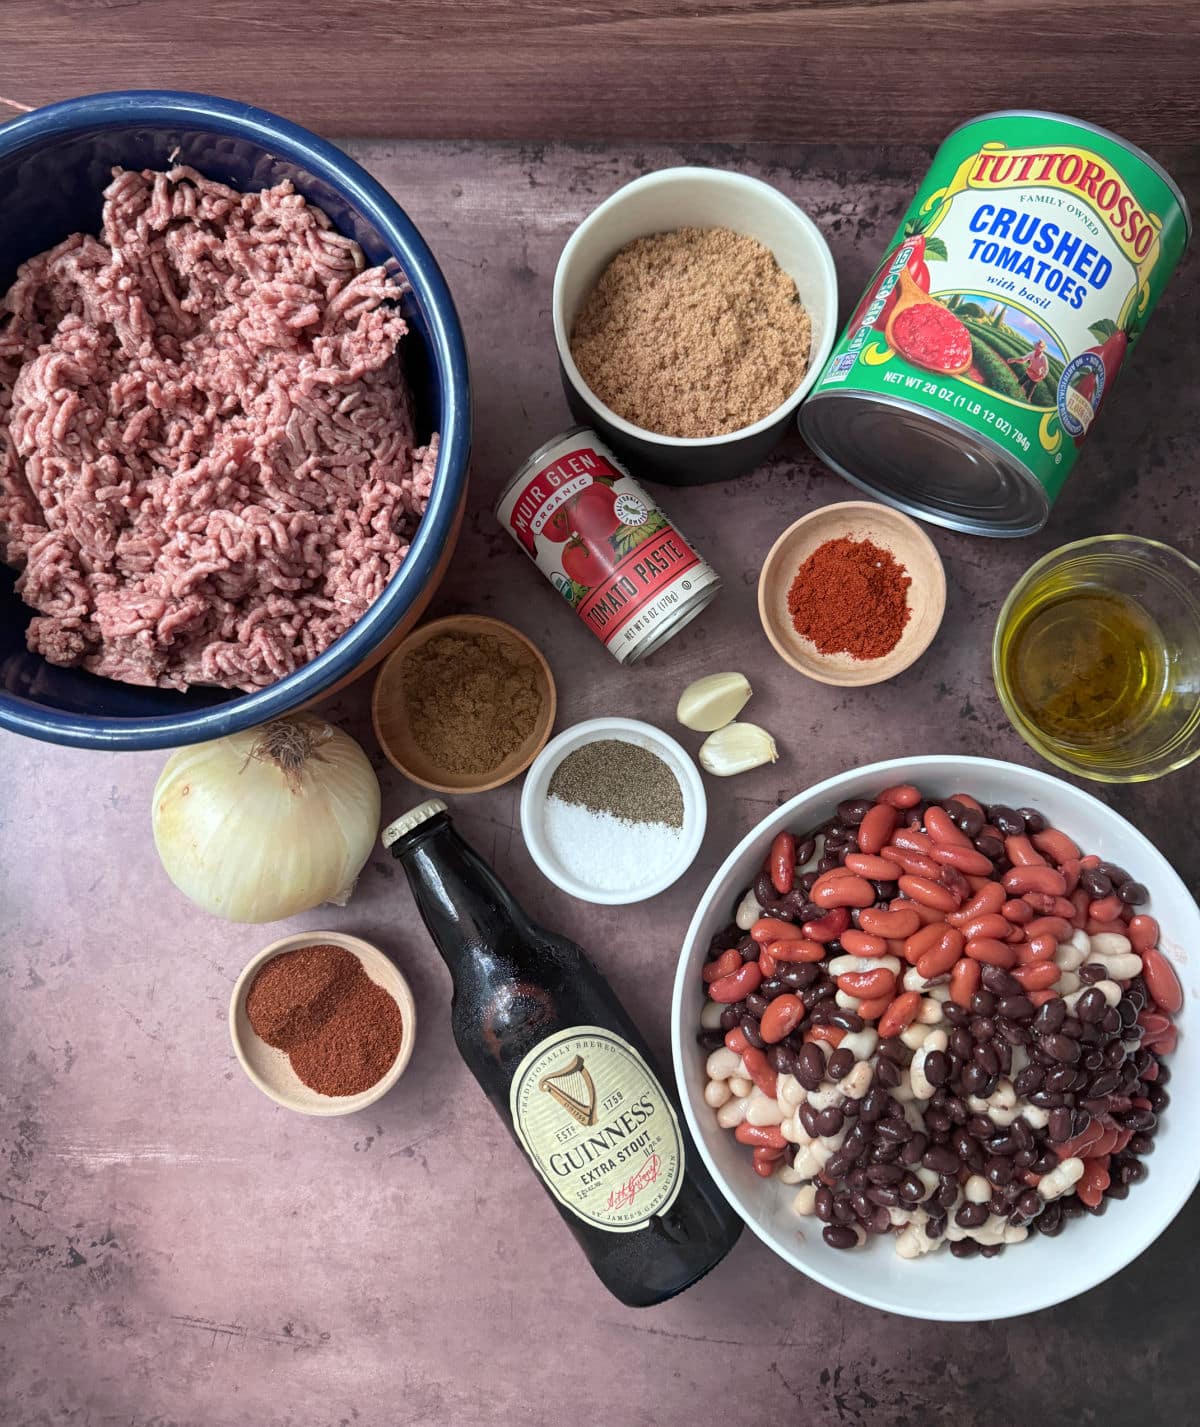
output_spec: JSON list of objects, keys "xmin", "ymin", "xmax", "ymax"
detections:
[{"xmin": 1000, "ymin": 587, "xmax": 1169, "ymax": 764}]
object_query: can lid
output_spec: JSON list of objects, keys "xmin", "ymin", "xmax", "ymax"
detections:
[{"xmin": 381, "ymin": 799, "xmax": 448, "ymax": 849}]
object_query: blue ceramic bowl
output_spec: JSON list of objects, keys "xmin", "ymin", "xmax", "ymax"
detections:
[{"xmin": 0, "ymin": 91, "xmax": 470, "ymax": 750}]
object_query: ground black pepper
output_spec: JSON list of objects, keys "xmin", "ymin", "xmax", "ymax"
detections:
[{"xmin": 547, "ymin": 739, "xmax": 684, "ymax": 827}]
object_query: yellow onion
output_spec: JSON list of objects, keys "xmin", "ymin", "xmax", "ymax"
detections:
[{"xmin": 152, "ymin": 715, "xmax": 381, "ymax": 923}]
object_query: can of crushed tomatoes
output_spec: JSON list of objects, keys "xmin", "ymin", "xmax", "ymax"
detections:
[
  {"xmin": 496, "ymin": 427, "xmax": 720, "ymax": 663},
  {"xmin": 800, "ymin": 111, "xmax": 1191, "ymax": 536}
]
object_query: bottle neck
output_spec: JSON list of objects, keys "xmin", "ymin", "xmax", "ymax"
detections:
[{"xmin": 391, "ymin": 814, "xmax": 531, "ymax": 979}]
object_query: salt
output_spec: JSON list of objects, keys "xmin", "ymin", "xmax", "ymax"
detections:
[{"xmin": 543, "ymin": 796, "xmax": 683, "ymax": 891}]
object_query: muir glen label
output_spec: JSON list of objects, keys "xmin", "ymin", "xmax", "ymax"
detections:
[{"xmin": 509, "ymin": 1026, "xmax": 684, "ymax": 1233}]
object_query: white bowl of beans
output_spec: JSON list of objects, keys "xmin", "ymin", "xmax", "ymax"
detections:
[{"xmin": 671, "ymin": 754, "xmax": 1196, "ymax": 1320}]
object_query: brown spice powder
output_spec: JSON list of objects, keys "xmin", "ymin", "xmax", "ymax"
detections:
[
  {"xmin": 402, "ymin": 631, "xmax": 542, "ymax": 776},
  {"xmin": 569, "ymin": 226, "xmax": 812, "ymax": 439}
]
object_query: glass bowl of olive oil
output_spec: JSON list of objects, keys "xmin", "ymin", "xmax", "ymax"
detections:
[{"xmin": 994, "ymin": 535, "xmax": 1200, "ymax": 783}]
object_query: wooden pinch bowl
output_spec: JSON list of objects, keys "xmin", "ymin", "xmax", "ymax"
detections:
[
  {"xmin": 371, "ymin": 614, "xmax": 557, "ymax": 794},
  {"xmin": 757, "ymin": 501, "xmax": 946, "ymax": 687}
]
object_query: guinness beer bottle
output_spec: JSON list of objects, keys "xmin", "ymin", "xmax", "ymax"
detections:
[{"xmin": 383, "ymin": 799, "xmax": 742, "ymax": 1307}]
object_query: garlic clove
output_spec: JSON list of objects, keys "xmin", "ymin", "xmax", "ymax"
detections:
[
  {"xmin": 698, "ymin": 721, "xmax": 779, "ymax": 776},
  {"xmin": 676, "ymin": 671, "xmax": 753, "ymax": 732}
]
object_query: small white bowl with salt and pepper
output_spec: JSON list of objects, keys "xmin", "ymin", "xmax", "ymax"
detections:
[{"xmin": 521, "ymin": 717, "xmax": 707, "ymax": 905}]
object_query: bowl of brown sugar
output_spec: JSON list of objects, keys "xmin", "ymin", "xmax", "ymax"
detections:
[
  {"xmin": 553, "ymin": 167, "xmax": 838, "ymax": 484},
  {"xmin": 371, "ymin": 614, "xmax": 557, "ymax": 794},
  {"xmin": 230, "ymin": 932, "xmax": 417, "ymax": 1116}
]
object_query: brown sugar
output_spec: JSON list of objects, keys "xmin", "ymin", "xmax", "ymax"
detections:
[{"xmin": 569, "ymin": 226, "xmax": 812, "ymax": 439}]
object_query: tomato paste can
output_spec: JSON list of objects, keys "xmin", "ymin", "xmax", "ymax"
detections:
[
  {"xmin": 495, "ymin": 427, "xmax": 720, "ymax": 663},
  {"xmin": 800, "ymin": 111, "xmax": 1191, "ymax": 536}
]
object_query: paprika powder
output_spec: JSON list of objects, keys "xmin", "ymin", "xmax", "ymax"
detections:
[
  {"xmin": 786, "ymin": 536, "xmax": 911, "ymax": 660},
  {"xmin": 246, "ymin": 943, "xmax": 404, "ymax": 1097}
]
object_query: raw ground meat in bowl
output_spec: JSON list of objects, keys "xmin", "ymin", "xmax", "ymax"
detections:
[
  {"xmin": 0, "ymin": 90, "xmax": 470, "ymax": 750},
  {"xmin": 671, "ymin": 754, "xmax": 1199, "ymax": 1321}
]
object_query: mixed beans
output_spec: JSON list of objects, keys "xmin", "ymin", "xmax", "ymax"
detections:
[{"xmin": 695, "ymin": 784, "xmax": 1182, "ymax": 1257}]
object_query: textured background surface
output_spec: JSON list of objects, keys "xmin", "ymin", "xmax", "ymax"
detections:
[{"xmin": 2, "ymin": 140, "xmax": 1198, "ymax": 1426}]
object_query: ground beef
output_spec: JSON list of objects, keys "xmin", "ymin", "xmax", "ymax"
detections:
[{"xmin": 0, "ymin": 166, "xmax": 437, "ymax": 691}]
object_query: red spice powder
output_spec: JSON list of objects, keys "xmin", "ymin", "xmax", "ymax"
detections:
[{"xmin": 786, "ymin": 536, "xmax": 911, "ymax": 660}]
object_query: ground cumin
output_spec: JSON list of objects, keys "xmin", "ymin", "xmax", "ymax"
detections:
[
  {"xmin": 787, "ymin": 537, "xmax": 912, "ymax": 660},
  {"xmin": 246, "ymin": 944, "xmax": 403, "ymax": 1097},
  {"xmin": 402, "ymin": 631, "xmax": 542, "ymax": 776},
  {"xmin": 569, "ymin": 226, "xmax": 812, "ymax": 438}
]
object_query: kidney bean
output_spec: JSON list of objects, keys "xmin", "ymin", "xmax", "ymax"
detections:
[
  {"xmin": 1003, "ymin": 865, "xmax": 1067, "ymax": 897},
  {"xmin": 916, "ymin": 927, "xmax": 966, "ymax": 980},
  {"xmin": 800, "ymin": 907, "xmax": 851, "ymax": 944},
  {"xmin": 877, "ymin": 784, "xmax": 921, "ymax": 810},
  {"xmin": 855, "ymin": 906, "xmax": 918, "ymax": 941},
  {"xmin": 751, "ymin": 1146, "xmax": 784, "ymax": 1177},
  {"xmin": 930, "ymin": 843, "xmax": 994, "ymax": 876},
  {"xmin": 1014, "ymin": 933, "xmax": 1058, "ymax": 967},
  {"xmin": 770, "ymin": 832, "xmax": 797, "ymax": 895},
  {"xmin": 1023, "ymin": 916, "xmax": 1073, "ymax": 944},
  {"xmin": 1056, "ymin": 858, "xmax": 1083, "ymax": 895},
  {"xmin": 1140, "ymin": 948, "xmax": 1182, "ymax": 1014},
  {"xmin": 852, "ymin": 994, "xmax": 891, "ymax": 1021},
  {"xmin": 950, "ymin": 957, "xmax": 982, "ymax": 1008},
  {"xmin": 901, "ymin": 922, "xmax": 944, "ymax": 966},
  {"xmin": 838, "ymin": 968, "xmax": 896, "ymax": 1001},
  {"xmin": 1000, "ymin": 898, "xmax": 1035, "ymax": 925},
  {"xmin": 1127, "ymin": 915, "xmax": 1160, "ymax": 953},
  {"xmin": 735, "ymin": 1123, "xmax": 787, "ymax": 1150},
  {"xmin": 1089, "ymin": 893, "xmax": 1125, "ymax": 922},
  {"xmin": 1011, "ymin": 962, "xmax": 1060, "ymax": 993},
  {"xmin": 844, "ymin": 853, "xmax": 902, "ymax": 882},
  {"xmin": 849, "ymin": 804, "xmax": 899, "ymax": 861},
  {"xmin": 703, "ymin": 948, "xmax": 741, "ymax": 983},
  {"xmin": 1004, "ymin": 834, "xmax": 1046, "ymax": 867},
  {"xmin": 965, "ymin": 937, "xmax": 1017, "ymax": 969},
  {"xmin": 759, "ymin": 993, "xmax": 805, "ymax": 1044},
  {"xmin": 835, "ymin": 930, "xmax": 885, "ymax": 960},
  {"xmin": 956, "ymin": 913, "xmax": 1010, "ymax": 943},
  {"xmin": 881, "ymin": 845, "xmax": 942, "ymax": 880},
  {"xmin": 899, "ymin": 875, "xmax": 960, "ymax": 912},
  {"xmin": 949, "ymin": 881, "xmax": 1007, "ymax": 925},
  {"xmin": 925, "ymin": 805, "xmax": 971, "ymax": 848},
  {"xmin": 876, "ymin": 990, "xmax": 922, "ymax": 1039},
  {"xmin": 740, "ymin": 1046, "xmax": 778, "ymax": 1098},
  {"xmin": 751, "ymin": 917, "xmax": 803, "ymax": 945},
  {"xmin": 812, "ymin": 874, "xmax": 875, "ymax": 909},
  {"xmin": 1030, "ymin": 827, "xmax": 1080, "ymax": 864},
  {"xmin": 709, "ymin": 962, "xmax": 762, "ymax": 1003}
]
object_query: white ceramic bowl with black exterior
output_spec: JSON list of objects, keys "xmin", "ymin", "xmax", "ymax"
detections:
[
  {"xmin": 553, "ymin": 167, "xmax": 837, "ymax": 484},
  {"xmin": 670, "ymin": 754, "xmax": 1198, "ymax": 1320}
]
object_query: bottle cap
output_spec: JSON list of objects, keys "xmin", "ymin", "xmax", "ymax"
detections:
[{"xmin": 381, "ymin": 799, "xmax": 448, "ymax": 849}]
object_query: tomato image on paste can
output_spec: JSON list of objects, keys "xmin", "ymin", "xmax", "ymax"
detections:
[
  {"xmin": 800, "ymin": 111, "xmax": 1191, "ymax": 536},
  {"xmin": 496, "ymin": 428, "xmax": 720, "ymax": 663}
]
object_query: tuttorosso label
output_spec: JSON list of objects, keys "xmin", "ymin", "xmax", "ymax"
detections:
[{"xmin": 509, "ymin": 1025, "xmax": 684, "ymax": 1233}]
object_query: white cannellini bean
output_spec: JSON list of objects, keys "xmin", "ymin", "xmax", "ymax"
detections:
[
  {"xmin": 839, "ymin": 1029, "xmax": 878, "ymax": 1061},
  {"xmin": 917, "ymin": 996, "xmax": 945, "ymax": 1023},
  {"xmin": 1039, "ymin": 1157, "xmax": 1085, "ymax": 1200},
  {"xmin": 792, "ymin": 1142, "xmax": 832, "ymax": 1178},
  {"xmin": 891, "ymin": 1074, "xmax": 916, "ymax": 1104},
  {"xmin": 778, "ymin": 1164, "xmax": 807, "ymax": 1185},
  {"xmin": 829, "ymin": 953, "xmax": 902, "ymax": 977},
  {"xmin": 967, "ymin": 1095, "xmax": 990, "ymax": 1116},
  {"xmin": 792, "ymin": 1183, "xmax": 818, "ymax": 1214},
  {"xmin": 965, "ymin": 1174, "xmax": 992, "ymax": 1204},
  {"xmin": 1056, "ymin": 971, "xmax": 1081, "ymax": 994},
  {"xmin": 1069, "ymin": 927, "xmax": 1091, "ymax": 954},
  {"xmin": 888, "ymin": 1205, "xmax": 913, "ymax": 1228},
  {"xmin": 1009, "ymin": 1044, "xmax": 1029, "ymax": 1077},
  {"xmin": 819, "ymin": 1127, "xmax": 848, "ymax": 1152},
  {"xmin": 1090, "ymin": 932, "xmax": 1133, "ymax": 956},
  {"xmin": 700, "ymin": 999, "xmax": 725, "ymax": 1030},
  {"xmin": 1095, "ymin": 952, "xmax": 1143, "ymax": 981},
  {"xmin": 903, "ymin": 966, "xmax": 932, "ymax": 993},
  {"xmin": 987, "ymin": 1103, "xmax": 1020, "ymax": 1127},
  {"xmin": 841, "ymin": 1060, "xmax": 873, "ymax": 1100},
  {"xmin": 835, "ymin": 989, "xmax": 862, "ymax": 1011},
  {"xmin": 780, "ymin": 1115, "xmax": 805, "ymax": 1145},
  {"xmin": 1055, "ymin": 941, "xmax": 1088, "ymax": 972},
  {"xmin": 716, "ymin": 1096, "xmax": 749, "ymax": 1129},
  {"xmin": 706, "ymin": 1048, "xmax": 742, "ymax": 1081},
  {"xmin": 900, "ymin": 1022, "xmax": 930, "ymax": 1050},
  {"xmin": 895, "ymin": 1219, "xmax": 940, "ymax": 1259},
  {"xmin": 1063, "ymin": 979, "xmax": 1122, "ymax": 1013},
  {"xmin": 1020, "ymin": 1104, "xmax": 1050, "ymax": 1130},
  {"xmin": 728, "ymin": 1075, "xmax": 752, "ymax": 1098},
  {"xmin": 704, "ymin": 1079, "xmax": 731, "ymax": 1108},
  {"xmin": 1003, "ymin": 1224, "xmax": 1030, "ymax": 1245},
  {"xmin": 916, "ymin": 1166, "xmax": 941, "ymax": 1194},
  {"xmin": 777, "ymin": 1073, "xmax": 805, "ymax": 1109},
  {"xmin": 736, "ymin": 887, "xmax": 763, "ymax": 930},
  {"xmin": 989, "ymin": 1079, "xmax": 1016, "ymax": 1111},
  {"xmin": 805, "ymin": 1084, "xmax": 841, "ymax": 1112},
  {"xmin": 744, "ymin": 1088, "xmax": 786, "ymax": 1126},
  {"xmin": 909, "ymin": 1029, "xmax": 948, "ymax": 1100}
]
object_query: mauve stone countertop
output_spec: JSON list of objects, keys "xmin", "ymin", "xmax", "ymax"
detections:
[{"xmin": 2, "ymin": 141, "xmax": 1198, "ymax": 1427}]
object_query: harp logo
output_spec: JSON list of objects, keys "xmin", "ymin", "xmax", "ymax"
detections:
[{"xmin": 510, "ymin": 1026, "xmax": 684, "ymax": 1232}]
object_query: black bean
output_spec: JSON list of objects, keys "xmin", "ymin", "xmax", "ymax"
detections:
[
  {"xmin": 1041, "ymin": 1033, "xmax": 1081, "ymax": 1064},
  {"xmin": 923, "ymin": 1050, "xmax": 950, "ymax": 1088},
  {"xmin": 875, "ymin": 1117, "xmax": 912, "ymax": 1144},
  {"xmin": 796, "ymin": 837, "xmax": 816, "ymax": 866},
  {"xmin": 922, "ymin": 1145, "xmax": 960, "ymax": 1175},
  {"xmin": 1124, "ymin": 1108, "xmax": 1158, "ymax": 1133},
  {"xmin": 859, "ymin": 1088, "xmax": 889, "ymax": 1124},
  {"xmin": 1097, "ymin": 860, "xmax": 1131, "ymax": 888},
  {"xmin": 1047, "ymin": 1107, "xmax": 1073, "ymax": 1142},
  {"xmin": 739, "ymin": 1016, "xmax": 765, "ymax": 1048},
  {"xmin": 971, "ymin": 1016, "xmax": 996, "ymax": 1043},
  {"xmin": 1033, "ymin": 998, "xmax": 1067, "ymax": 1035},
  {"xmin": 1099, "ymin": 1008, "xmax": 1122, "ymax": 1037},
  {"xmin": 1017, "ymin": 806, "xmax": 1045, "ymax": 833},
  {"xmin": 897, "ymin": 1173, "xmax": 926, "ymax": 1204},
  {"xmin": 823, "ymin": 1224, "xmax": 859, "ymax": 1250},
  {"xmin": 1076, "ymin": 990, "xmax": 1110, "ymax": 1027},
  {"xmin": 718, "ymin": 1006, "xmax": 741, "ymax": 1032},
  {"xmin": 936, "ymin": 1178, "xmax": 959, "ymax": 1210},
  {"xmin": 970, "ymin": 990, "xmax": 997, "ymax": 1017},
  {"xmin": 945, "ymin": 1095, "xmax": 969, "ymax": 1124},
  {"xmin": 1036, "ymin": 1202, "xmax": 1064, "ymax": 1236},
  {"xmin": 996, "ymin": 995, "xmax": 1036, "ymax": 1022},
  {"xmin": 744, "ymin": 992, "xmax": 769, "ymax": 1018},
  {"xmin": 981, "ymin": 966, "xmax": 1019, "ymax": 996},
  {"xmin": 825, "ymin": 1150, "xmax": 854, "ymax": 1181},
  {"xmin": 815, "ymin": 1107, "xmax": 845, "ymax": 1138},
  {"xmin": 868, "ymin": 1185, "xmax": 901, "ymax": 1208},
  {"xmin": 1119, "ymin": 880, "xmax": 1148, "ymax": 906},
  {"xmin": 830, "ymin": 1011, "xmax": 866, "ymax": 1033},
  {"xmin": 985, "ymin": 1156, "xmax": 1015, "ymax": 1187},
  {"xmin": 795, "ymin": 1042, "xmax": 825, "ymax": 1091},
  {"xmin": 1027, "ymin": 1090, "xmax": 1064, "ymax": 1109},
  {"xmin": 986, "ymin": 1132, "xmax": 1017, "ymax": 1157},
  {"xmin": 943, "ymin": 1002, "xmax": 969, "ymax": 1027},
  {"xmin": 878, "ymin": 1037, "xmax": 911, "ymax": 1064},
  {"xmin": 1148, "ymin": 1086, "xmax": 1170, "ymax": 1113},
  {"xmin": 1013, "ymin": 1065, "xmax": 1045, "ymax": 1098},
  {"xmin": 973, "ymin": 1043, "xmax": 1001, "ymax": 1078},
  {"xmin": 989, "ymin": 805, "xmax": 1025, "ymax": 836},
  {"xmin": 865, "ymin": 1163, "xmax": 904, "ymax": 1186},
  {"xmin": 874, "ymin": 1056, "xmax": 902, "ymax": 1089},
  {"xmin": 949, "ymin": 1027, "xmax": 973, "ymax": 1060},
  {"xmin": 960, "ymin": 1063, "xmax": 990, "ymax": 1095},
  {"xmin": 974, "ymin": 832, "xmax": 1005, "ymax": 861},
  {"xmin": 767, "ymin": 1045, "xmax": 799, "ymax": 1075},
  {"xmin": 950, "ymin": 1237, "xmax": 981, "ymax": 1258},
  {"xmin": 1079, "ymin": 867, "xmax": 1113, "ymax": 899},
  {"xmin": 899, "ymin": 1133, "xmax": 928, "ymax": 1166},
  {"xmin": 956, "ymin": 1202, "xmax": 989, "ymax": 1229},
  {"xmin": 696, "ymin": 1029, "xmax": 725, "ymax": 1050},
  {"xmin": 1013, "ymin": 1148, "xmax": 1037, "ymax": 1170},
  {"xmin": 1156, "ymin": 1062, "xmax": 1171, "ymax": 1086},
  {"xmin": 1106, "ymin": 1180, "xmax": 1130, "ymax": 1200},
  {"xmin": 760, "ymin": 978, "xmax": 788, "ymax": 1001},
  {"xmin": 1129, "ymin": 1132, "xmax": 1155, "ymax": 1156}
]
